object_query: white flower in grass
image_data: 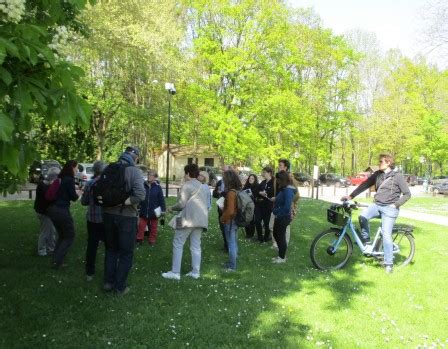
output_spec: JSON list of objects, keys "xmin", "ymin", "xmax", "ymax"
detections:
[{"xmin": 0, "ymin": 0, "xmax": 25, "ymax": 23}]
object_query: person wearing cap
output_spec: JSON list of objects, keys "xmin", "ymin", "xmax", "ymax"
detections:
[
  {"xmin": 34, "ymin": 167, "xmax": 60, "ymax": 256},
  {"xmin": 81, "ymin": 160, "xmax": 107, "ymax": 281},
  {"xmin": 136, "ymin": 169, "xmax": 166, "ymax": 246},
  {"xmin": 102, "ymin": 146, "xmax": 146, "ymax": 295}
]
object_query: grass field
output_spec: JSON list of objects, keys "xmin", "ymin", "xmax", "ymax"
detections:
[
  {"xmin": 356, "ymin": 195, "xmax": 448, "ymax": 217},
  {"xmin": 0, "ymin": 198, "xmax": 447, "ymax": 348}
]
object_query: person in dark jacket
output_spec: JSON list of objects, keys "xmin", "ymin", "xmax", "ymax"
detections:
[
  {"xmin": 81, "ymin": 160, "xmax": 106, "ymax": 281},
  {"xmin": 34, "ymin": 167, "xmax": 60, "ymax": 256},
  {"xmin": 136, "ymin": 170, "xmax": 166, "ymax": 246},
  {"xmin": 343, "ymin": 153, "xmax": 411, "ymax": 273},
  {"xmin": 242, "ymin": 174, "xmax": 259, "ymax": 239},
  {"xmin": 47, "ymin": 160, "xmax": 81, "ymax": 269},
  {"xmin": 254, "ymin": 166, "xmax": 275, "ymax": 242},
  {"xmin": 271, "ymin": 171, "xmax": 295, "ymax": 263}
]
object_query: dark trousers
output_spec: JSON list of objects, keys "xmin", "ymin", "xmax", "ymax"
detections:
[
  {"xmin": 218, "ymin": 208, "xmax": 228, "ymax": 251},
  {"xmin": 244, "ymin": 220, "xmax": 255, "ymax": 238},
  {"xmin": 47, "ymin": 206, "xmax": 75, "ymax": 266},
  {"xmin": 273, "ymin": 216, "xmax": 291, "ymax": 259},
  {"xmin": 255, "ymin": 205, "xmax": 272, "ymax": 242},
  {"xmin": 85, "ymin": 221, "xmax": 105, "ymax": 276},
  {"xmin": 103, "ymin": 213, "xmax": 137, "ymax": 292}
]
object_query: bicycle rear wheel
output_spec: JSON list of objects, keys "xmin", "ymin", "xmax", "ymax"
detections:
[
  {"xmin": 377, "ymin": 232, "xmax": 415, "ymax": 267},
  {"xmin": 310, "ymin": 228, "xmax": 353, "ymax": 270}
]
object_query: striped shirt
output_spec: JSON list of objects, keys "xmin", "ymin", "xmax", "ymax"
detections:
[{"xmin": 81, "ymin": 178, "xmax": 103, "ymax": 223}]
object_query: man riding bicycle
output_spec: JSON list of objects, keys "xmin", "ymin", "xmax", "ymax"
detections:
[{"xmin": 342, "ymin": 154, "xmax": 411, "ymax": 273}]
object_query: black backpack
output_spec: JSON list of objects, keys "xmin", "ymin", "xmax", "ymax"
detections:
[{"xmin": 93, "ymin": 162, "xmax": 130, "ymax": 207}]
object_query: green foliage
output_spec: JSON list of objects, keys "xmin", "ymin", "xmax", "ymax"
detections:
[{"xmin": 0, "ymin": 0, "xmax": 94, "ymax": 192}]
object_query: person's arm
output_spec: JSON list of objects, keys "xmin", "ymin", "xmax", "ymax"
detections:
[
  {"xmin": 348, "ymin": 171, "xmax": 379, "ymax": 199},
  {"xmin": 67, "ymin": 177, "xmax": 79, "ymax": 202},
  {"xmin": 80, "ymin": 181, "xmax": 91, "ymax": 206},
  {"xmin": 394, "ymin": 175, "xmax": 411, "ymax": 208},
  {"xmin": 171, "ymin": 184, "xmax": 190, "ymax": 211},
  {"xmin": 129, "ymin": 168, "xmax": 146, "ymax": 204}
]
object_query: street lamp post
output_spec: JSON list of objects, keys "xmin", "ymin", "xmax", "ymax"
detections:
[{"xmin": 165, "ymin": 82, "xmax": 176, "ymax": 197}]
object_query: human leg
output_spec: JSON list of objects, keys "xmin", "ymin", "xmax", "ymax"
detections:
[
  {"xmin": 37, "ymin": 213, "xmax": 56, "ymax": 255},
  {"xmin": 85, "ymin": 221, "xmax": 104, "ymax": 276},
  {"xmin": 379, "ymin": 205, "xmax": 399, "ymax": 267},
  {"xmin": 358, "ymin": 204, "xmax": 380, "ymax": 243},
  {"xmin": 49, "ymin": 207, "xmax": 75, "ymax": 266},
  {"xmin": 103, "ymin": 213, "xmax": 119, "ymax": 286},
  {"xmin": 224, "ymin": 222, "xmax": 238, "ymax": 270},
  {"xmin": 171, "ymin": 229, "xmax": 190, "ymax": 274},
  {"xmin": 148, "ymin": 218, "xmax": 159, "ymax": 245},
  {"xmin": 114, "ymin": 216, "xmax": 138, "ymax": 292},
  {"xmin": 136, "ymin": 217, "xmax": 148, "ymax": 242},
  {"xmin": 189, "ymin": 228, "xmax": 202, "ymax": 275},
  {"xmin": 274, "ymin": 217, "xmax": 290, "ymax": 259}
]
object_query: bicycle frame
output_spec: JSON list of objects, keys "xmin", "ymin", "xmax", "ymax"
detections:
[{"xmin": 331, "ymin": 216, "xmax": 384, "ymax": 257}]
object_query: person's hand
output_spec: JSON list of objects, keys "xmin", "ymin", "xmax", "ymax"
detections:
[{"xmin": 341, "ymin": 195, "xmax": 352, "ymax": 201}]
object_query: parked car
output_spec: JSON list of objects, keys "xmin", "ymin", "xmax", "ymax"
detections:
[
  {"xmin": 75, "ymin": 163, "xmax": 94, "ymax": 188},
  {"xmin": 29, "ymin": 160, "xmax": 61, "ymax": 183},
  {"xmin": 403, "ymin": 174, "xmax": 418, "ymax": 186},
  {"xmin": 349, "ymin": 173, "xmax": 369, "ymax": 186},
  {"xmin": 199, "ymin": 166, "xmax": 222, "ymax": 187},
  {"xmin": 318, "ymin": 173, "xmax": 351, "ymax": 187},
  {"xmin": 292, "ymin": 172, "xmax": 311, "ymax": 186},
  {"xmin": 430, "ymin": 175, "xmax": 448, "ymax": 185},
  {"xmin": 432, "ymin": 182, "xmax": 448, "ymax": 195}
]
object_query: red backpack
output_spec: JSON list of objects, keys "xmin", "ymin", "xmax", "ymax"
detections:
[{"xmin": 45, "ymin": 178, "xmax": 61, "ymax": 202}]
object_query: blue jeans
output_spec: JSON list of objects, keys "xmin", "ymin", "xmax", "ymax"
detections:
[
  {"xmin": 103, "ymin": 213, "xmax": 137, "ymax": 292},
  {"xmin": 224, "ymin": 221, "xmax": 238, "ymax": 270},
  {"xmin": 359, "ymin": 203, "xmax": 399, "ymax": 265}
]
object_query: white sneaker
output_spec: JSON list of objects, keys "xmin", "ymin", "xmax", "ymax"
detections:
[
  {"xmin": 385, "ymin": 265, "xmax": 393, "ymax": 274},
  {"xmin": 272, "ymin": 257, "xmax": 287, "ymax": 264},
  {"xmin": 162, "ymin": 271, "xmax": 180, "ymax": 280},
  {"xmin": 185, "ymin": 271, "xmax": 200, "ymax": 279},
  {"xmin": 363, "ymin": 244, "xmax": 374, "ymax": 254}
]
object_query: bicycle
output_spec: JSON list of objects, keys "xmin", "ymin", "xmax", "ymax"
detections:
[{"xmin": 310, "ymin": 200, "xmax": 415, "ymax": 270}]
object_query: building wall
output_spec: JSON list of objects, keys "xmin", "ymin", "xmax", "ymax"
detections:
[{"xmin": 157, "ymin": 151, "xmax": 220, "ymax": 179}]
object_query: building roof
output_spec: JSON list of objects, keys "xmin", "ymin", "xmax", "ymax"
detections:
[{"xmin": 162, "ymin": 144, "xmax": 219, "ymax": 157}]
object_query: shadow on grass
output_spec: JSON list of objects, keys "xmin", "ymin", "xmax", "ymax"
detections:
[{"xmin": 0, "ymin": 197, "xmax": 374, "ymax": 348}]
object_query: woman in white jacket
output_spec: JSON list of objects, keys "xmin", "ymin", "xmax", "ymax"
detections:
[{"xmin": 162, "ymin": 164, "xmax": 209, "ymax": 280}]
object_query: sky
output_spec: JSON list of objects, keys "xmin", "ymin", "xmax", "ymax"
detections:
[{"xmin": 289, "ymin": 0, "xmax": 444, "ymax": 68}]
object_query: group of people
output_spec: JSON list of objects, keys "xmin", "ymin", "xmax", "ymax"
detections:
[{"xmin": 33, "ymin": 148, "xmax": 410, "ymax": 295}]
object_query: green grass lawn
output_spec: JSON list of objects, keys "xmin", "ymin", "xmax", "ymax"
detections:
[
  {"xmin": 357, "ymin": 195, "xmax": 448, "ymax": 217},
  {"xmin": 0, "ymin": 198, "xmax": 447, "ymax": 348}
]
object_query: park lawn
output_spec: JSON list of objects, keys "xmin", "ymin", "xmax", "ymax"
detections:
[
  {"xmin": 356, "ymin": 195, "xmax": 448, "ymax": 217},
  {"xmin": 0, "ymin": 198, "xmax": 447, "ymax": 348}
]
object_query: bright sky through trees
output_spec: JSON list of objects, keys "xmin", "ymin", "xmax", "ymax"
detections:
[{"xmin": 289, "ymin": 0, "xmax": 445, "ymax": 68}]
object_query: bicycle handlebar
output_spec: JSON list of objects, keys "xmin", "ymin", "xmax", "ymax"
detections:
[{"xmin": 340, "ymin": 199, "xmax": 369, "ymax": 209}]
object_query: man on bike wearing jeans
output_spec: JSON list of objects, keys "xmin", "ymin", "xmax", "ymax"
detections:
[{"xmin": 342, "ymin": 154, "xmax": 411, "ymax": 273}]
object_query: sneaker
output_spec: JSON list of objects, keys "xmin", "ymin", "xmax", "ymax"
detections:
[
  {"xmin": 116, "ymin": 287, "xmax": 130, "ymax": 295},
  {"xmin": 103, "ymin": 283, "xmax": 114, "ymax": 292},
  {"xmin": 385, "ymin": 265, "xmax": 393, "ymax": 274},
  {"xmin": 224, "ymin": 268, "xmax": 236, "ymax": 272},
  {"xmin": 272, "ymin": 257, "xmax": 287, "ymax": 264},
  {"xmin": 185, "ymin": 271, "xmax": 200, "ymax": 279},
  {"xmin": 86, "ymin": 274, "xmax": 94, "ymax": 282},
  {"xmin": 363, "ymin": 243, "xmax": 374, "ymax": 254},
  {"xmin": 161, "ymin": 271, "xmax": 180, "ymax": 280}
]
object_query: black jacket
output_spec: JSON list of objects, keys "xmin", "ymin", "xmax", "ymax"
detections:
[{"xmin": 34, "ymin": 181, "xmax": 51, "ymax": 214}]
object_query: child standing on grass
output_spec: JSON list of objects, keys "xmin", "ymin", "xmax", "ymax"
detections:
[
  {"xmin": 81, "ymin": 161, "xmax": 106, "ymax": 281},
  {"xmin": 136, "ymin": 170, "xmax": 166, "ymax": 246}
]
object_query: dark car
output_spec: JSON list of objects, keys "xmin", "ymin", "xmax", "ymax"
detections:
[
  {"xmin": 293, "ymin": 172, "xmax": 311, "ymax": 186},
  {"xmin": 432, "ymin": 182, "xmax": 448, "ymax": 195},
  {"xmin": 430, "ymin": 175, "xmax": 448, "ymax": 185},
  {"xmin": 318, "ymin": 173, "xmax": 351, "ymax": 187},
  {"xmin": 199, "ymin": 166, "xmax": 222, "ymax": 187},
  {"xmin": 29, "ymin": 160, "xmax": 62, "ymax": 183}
]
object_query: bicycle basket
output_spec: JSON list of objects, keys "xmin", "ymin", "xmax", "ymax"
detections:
[{"xmin": 327, "ymin": 205, "xmax": 348, "ymax": 226}]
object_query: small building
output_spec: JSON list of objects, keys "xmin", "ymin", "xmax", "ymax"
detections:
[{"xmin": 157, "ymin": 144, "xmax": 221, "ymax": 179}]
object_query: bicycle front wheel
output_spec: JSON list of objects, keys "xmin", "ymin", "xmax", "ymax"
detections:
[
  {"xmin": 310, "ymin": 228, "xmax": 353, "ymax": 270},
  {"xmin": 377, "ymin": 232, "xmax": 415, "ymax": 267}
]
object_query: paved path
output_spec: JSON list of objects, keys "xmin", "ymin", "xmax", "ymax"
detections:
[{"xmin": 397, "ymin": 209, "xmax": 448, "ymax": 227}]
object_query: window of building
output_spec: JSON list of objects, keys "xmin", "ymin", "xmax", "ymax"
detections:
[{"xmin": 204, "ymin": 158, "xmax": 214, "ymax": 166}]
